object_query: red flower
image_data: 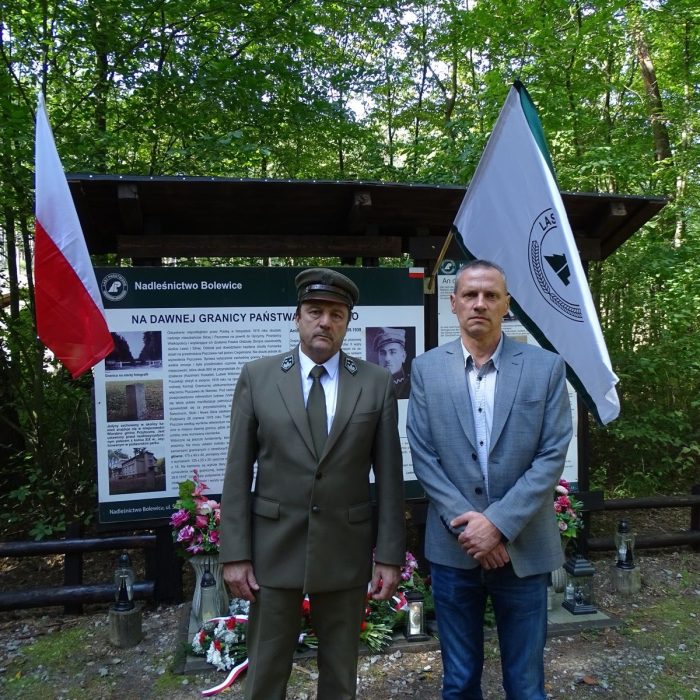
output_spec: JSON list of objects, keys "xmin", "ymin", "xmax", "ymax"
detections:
[
  {"xmin": 214, "ymin": 639, "xmax": 222, "ymax": 651},
  {"xmin": 360, "ymin": 621, "xmax": 367, "ymax": 631},
  {"xmin": 226, "ymin": 618, "xmax": 236, "ymax": 630}
]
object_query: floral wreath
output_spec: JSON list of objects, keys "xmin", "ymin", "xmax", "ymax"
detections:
[{"xmin": 192, "ymin": 551, "xmax": 431, "ymax": 695}]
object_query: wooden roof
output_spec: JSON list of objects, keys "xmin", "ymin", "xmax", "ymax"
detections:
[{"xmin": 67, "ymin": 174, "xmax": 666, "ymax": 262}]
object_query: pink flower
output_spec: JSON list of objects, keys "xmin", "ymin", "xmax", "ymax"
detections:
[
  {"xmin": 177, "ymin": 525, "xmax": 195, "ymax": 542},
  {"xmin": 170, "ymin": 509, "xmax": 190, "ymax": 528},
  {"xmin": 171, "ymin": 471, "xmax": 222, "ymax": 555},
  {"xmin": 558, "ymin": 521, "xmax": 568, "ymax": 531},
  {"xmin": 556, "ymin": 495, "xmax": 571, "ymax": 509},
  {"xmin": 196, "ymin": 500, "xmax": 211, "ymax": 515},
  {"xmin": 193, "ymin": 470, "xmax": 209, "ymax": 497}
]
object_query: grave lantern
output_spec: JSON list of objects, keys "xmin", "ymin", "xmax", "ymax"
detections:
[{"xmin": 562, "ymin": 554, "xmax": 597, "ymax": 615}]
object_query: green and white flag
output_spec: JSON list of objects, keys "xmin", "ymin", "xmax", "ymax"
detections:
[{"xmin": 453, "ymin": 81, "xmax": 619, "ymax": 424}]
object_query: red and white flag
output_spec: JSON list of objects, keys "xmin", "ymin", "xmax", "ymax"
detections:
[{"xmin": 34, "ymin": 93, "xmax": 113, "ymax": 377}]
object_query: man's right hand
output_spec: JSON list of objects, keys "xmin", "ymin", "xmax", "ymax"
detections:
[
  {"xmin": 223, "ymin": 560, "xmax": 260, "ymax": 602},
  {"xmin": 477, "ymin": 542, "xmax": 510, "ymax": 570}
]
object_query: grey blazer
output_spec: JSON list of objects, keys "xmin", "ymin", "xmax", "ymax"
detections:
[
  {"xmin": 407, "ymin": 335, "xmax": 572, "ymax": 577},
  {"xmin": 219, "ymin": 347, "xmax": 406, "ymax": 592}
]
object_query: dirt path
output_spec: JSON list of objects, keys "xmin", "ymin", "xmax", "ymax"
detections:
[{"xmin": 1, "ymin": 546, "xmax": 698, "ymax": 699}]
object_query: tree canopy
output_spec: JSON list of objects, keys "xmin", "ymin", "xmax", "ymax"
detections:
[{"xmin": 1, "ymin": 0, "xmax": 699, "ymax": 536}]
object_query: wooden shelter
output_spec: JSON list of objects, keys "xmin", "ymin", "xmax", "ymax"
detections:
[
  {"xmin": 69, "ymin": 174, "xmax": 665, "ymax": 504},
  {"xmin": 68, "ymin": 174, "xmax": 664, "ymax": 264}
]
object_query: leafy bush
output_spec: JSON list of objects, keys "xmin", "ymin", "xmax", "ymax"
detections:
[{"xmin": 0, "ymin": 307, "xmax": 97, "ymax": 539}]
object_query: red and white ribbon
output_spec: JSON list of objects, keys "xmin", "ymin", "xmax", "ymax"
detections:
[
  {"xmin": 391, "ymin": 591, "xmax": 408, "ymax": 612},
  {"xmin": 201, "ymin": 659, "xmax": 248, "ymax": 697}
]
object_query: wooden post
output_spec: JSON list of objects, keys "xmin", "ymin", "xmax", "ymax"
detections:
[
  {"xmin": 109, "ymin": 605, "xmax": 143, "ymax": 648},
  {"xmin": 692, "ymin": 484, "xmax": 700, "ymax": 553},
  {"xmin": 613, "ymin": 565, "xmax": 642, "ymax": 595},
  {"xmin": 63, "ymin": 522, "xmax": 84, "ymax": 615},
  {"xmin": 146, "ymin": 525, "xmax": 183, "ymax": 604}
]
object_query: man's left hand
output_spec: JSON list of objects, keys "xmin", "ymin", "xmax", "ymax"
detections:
[
  {"xmin": 369, "ymin": 563, "xmax": 401, "ymax": 601},
  {"xmin": 452, "ymin": 511, "xmax": 504, "ymax": 560}
]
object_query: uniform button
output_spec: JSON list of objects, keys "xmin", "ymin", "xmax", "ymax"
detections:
[
  {"xmin": 471, "ymin": 453, "xmax": 477, "ymax": 461},
  {"xmin": 315, "ymin": 472, "xmax": 323, "ymax": 480},
  {"xmin": 475, "ymin": 487, "xmax": 483, "ymax": 495},
  {"xmin": 311, "ymin": 505, "xmax": 321, "ymax": 513}
]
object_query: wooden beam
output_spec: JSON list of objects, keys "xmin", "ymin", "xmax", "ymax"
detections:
[
  {"xmin": 117, "ymin": 183, "xmax": 143, "ymax": 236},
  {"xmin": 573, "ymin": 235, "xmax": 602, "ymax": 261},
  {"xmin": 118, "ymin": 234, "xmax": 402, "ymax": 258},
  {"xmin": 587, "ymin": 531, "xmax": 700, "ymax": 551},
  {"xmin": 345, "ymin": 190, "xmax": 373, "ymax": 233},
  {"xmin": 409, "ymin": 235, "xmax": 463, "ymax": 260}
]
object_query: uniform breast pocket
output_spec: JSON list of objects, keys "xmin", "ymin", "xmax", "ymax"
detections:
[
  {"xmin": 252, "ymin": 496, "xmax": 280, "ymax": 520},
  {"xmin": 349, "ymin": 409, "xmax": 380, "ymax": 425}
]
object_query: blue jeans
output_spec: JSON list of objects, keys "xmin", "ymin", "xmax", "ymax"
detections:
[{"xmin": 431, "ymin": 561, "xmax": 548, "ymax": 700}]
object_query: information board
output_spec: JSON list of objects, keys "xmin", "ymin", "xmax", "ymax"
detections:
[{"xmin": 93, "ymin": 266, "xmax": 425, "ymax": 523}]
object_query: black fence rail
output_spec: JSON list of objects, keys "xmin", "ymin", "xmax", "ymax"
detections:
[
  {"xmin": 585, "ymin": 486, "xmax": 700, "ymax": 552},
  {"xmin": 0, "ymin": 524, "xmax": 183, "ymax": 613}
]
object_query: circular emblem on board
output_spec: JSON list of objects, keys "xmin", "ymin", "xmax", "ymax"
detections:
[
  {"xmin": 439, "ymin": 259, "xmax": 457, "ymax": 275},
  {"xmin": 101, "ymin": 272, "xmax": 129, "ymax": 302}
]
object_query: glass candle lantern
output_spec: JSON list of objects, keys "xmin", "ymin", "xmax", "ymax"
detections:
[
  {"xmin": 404, "ymin": 589, "xmax": 429, "ymax": 640},
  {"xmin": 114, "ymin": 551, "xmax": 135, "ymax": 602},
  {"xmin": 561, "ymin": 554, "xmax": 597, "ymax": 615},
  {"xmin": 198, "ymin": 565, "xmax": 220, "ymax": 624},
  {"xmin": 113, "ymin": 573, "xmax": 135, "ymax": 611},
  {"xmin": 615, "ymin": 520, "xmax": 636, "ymax": 569}
]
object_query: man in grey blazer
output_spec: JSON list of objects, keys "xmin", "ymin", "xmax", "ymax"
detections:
[
  {"xmin": 407, "ymin": 260, "xmax": 572, "ymax": 700},
  {"xmin": 220, "ymin": 268, "xmax": 406, "ymax": 700}
]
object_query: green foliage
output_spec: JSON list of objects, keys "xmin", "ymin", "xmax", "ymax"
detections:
[
  {"xmin": 0, "ymin": 306, "xmax": 96, "ymax": 539},
  {"xmin": 2, "ymin": 0, "xmax": 700, "ymax": 510}
]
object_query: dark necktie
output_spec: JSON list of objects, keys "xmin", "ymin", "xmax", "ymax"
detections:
[{"xmin": 307, "ymin": 365, "xmax": 328, "ymax": 459}]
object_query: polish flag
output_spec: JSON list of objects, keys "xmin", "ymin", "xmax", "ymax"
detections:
[{"xmin": 34, "ymin": 94, "xmax": 114, "ymax": 378}]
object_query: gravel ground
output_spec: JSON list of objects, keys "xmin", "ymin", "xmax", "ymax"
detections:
[{"xmin": 1, "ymin": 545, "xmax": 698, "ymax": 699}]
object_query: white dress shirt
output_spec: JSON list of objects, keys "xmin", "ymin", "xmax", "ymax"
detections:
[
  {"xmin": 461, "ymin": 335, "xmax": 504, "ymax": 499},
  {"xmin": 298, "ymin": 348, "xmax": 340, "ymax": 434}
]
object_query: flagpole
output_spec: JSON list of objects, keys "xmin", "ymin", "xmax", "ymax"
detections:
[{"xmin": 424, "ymin": 228, "xmax": 455, "ymax": 295}]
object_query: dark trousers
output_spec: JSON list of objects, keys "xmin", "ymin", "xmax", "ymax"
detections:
[
  {"xmin": 431, "ymin": 561, "xmax": 549, "ymax": 700},
  {"xmin": 244, "ymin": 584, "xmax": 367, "ymax": 700}
]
